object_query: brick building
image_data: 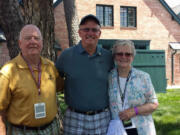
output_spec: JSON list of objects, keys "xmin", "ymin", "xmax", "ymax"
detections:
[
  {"xmin": 1, "ymin": 0, "xmax": 180, "ymax": 87},
  {"xmin": 54, "ymin": 0, "xmax": 180, "ymax": 87}
]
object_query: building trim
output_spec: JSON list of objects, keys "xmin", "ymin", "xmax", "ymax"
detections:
[
  {"xmin": 53, "ymin": 0, "xmax": 63, "ymax": 8},
  {"xmin": 159, "ymin": 0, "xmax": 180, "ymax": 24}
]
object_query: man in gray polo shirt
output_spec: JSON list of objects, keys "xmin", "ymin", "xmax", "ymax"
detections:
[{"xmin": 56, "ymin": 14, "xmax": 113, "ymax": 135}]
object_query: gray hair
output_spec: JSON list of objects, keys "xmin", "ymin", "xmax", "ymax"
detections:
[
  {"xmin": 19, "ymin": 24, "xmax": 42, "ymax": 40},
  {"xmin": 112, "ymin": 40, "xmax": 136, "ymax": 56}
]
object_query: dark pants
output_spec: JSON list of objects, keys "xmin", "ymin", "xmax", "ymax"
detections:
[{"xmin": 126, "ymin": 128, "xmax": 138, "ymax": 135}]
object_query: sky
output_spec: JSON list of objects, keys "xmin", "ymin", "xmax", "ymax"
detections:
[{"xmin": 165, "ymin": 0, "xmax": 180, "ymax": 7}]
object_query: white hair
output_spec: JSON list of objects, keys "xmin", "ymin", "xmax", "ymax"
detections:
[
  {"xmin": 112, "ymin": 40, "xmax": 136, "ymax": 56},
  {"xmin": 19, "ymin": 24, "xmax": 42, "ymax": 40}
]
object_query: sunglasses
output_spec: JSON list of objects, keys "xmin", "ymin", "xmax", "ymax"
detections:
[
  {"xmin": 80, "ymin": 28, "xmax": 100, "ymax": 33},
  {"xmin": 115, "ymin": 52, "xmax": 133, "ymax": 57}
]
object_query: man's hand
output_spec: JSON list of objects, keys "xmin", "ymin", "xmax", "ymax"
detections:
[{"xmin": 0, "ymin": 111, "xmax": 6, "ymax": 135}]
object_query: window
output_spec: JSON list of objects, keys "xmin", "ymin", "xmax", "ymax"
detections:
[
  {"xmin": 120, "ymin": 6, "xmax": 136, "ymax": 27},
  {"xmin": 96, "ymin": 5, "xmax": 113, "ymax": 27}
]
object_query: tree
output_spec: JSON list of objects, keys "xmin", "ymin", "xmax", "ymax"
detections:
[
  {"xmin": 22, "ymin": 0, "xmax": 55, "ymax": 60},
  {"xmin": 63, "ymin": 0, "xmax": 80, "ymax": 46},
  {"xmin": 0, "ymin": 0, "xmax": 55, "ymax": 60},
  {"xmin": 0, "ymin": 1, "xmax": 63, "ymax": 134},
  {"xmin": 0, "ymin": 0, "xmax": 24, "ymax": 59}
]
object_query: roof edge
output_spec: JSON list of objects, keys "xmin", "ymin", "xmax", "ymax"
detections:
[
  {"xmin": 53, "ymin": 0, "xmax": 63, "ymax": 8},
  {"xmin": 159, "ymin": 0, "xmax": 180, "ymax": 25}
]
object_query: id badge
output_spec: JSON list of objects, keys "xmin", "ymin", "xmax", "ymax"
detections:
[{"xmin": 34, "ymin": 102, "xmax": 46, "ymax": 119}]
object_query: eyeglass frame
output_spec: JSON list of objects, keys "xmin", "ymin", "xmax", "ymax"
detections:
[
  {"xmin": 79, "ymin": 28, "xmax": 100, "ymax": 33},
  {"xmin": 114, "ymin": 52, "xmax": 133, "ymax": 57}
]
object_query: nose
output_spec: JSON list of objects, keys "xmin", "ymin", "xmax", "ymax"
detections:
[
  {"xmin": 122, "ymin": 54, "xmax": 127, "ymax": 58},
  {"xmin": 86, "ymin": 30, "xmax": 94, "ymax": 34},
  {"xmin": 28, "ymin": 39, "xmax": 36, "ymax": 45},
  {"xmin": 29, "ymin": 36, "xmax": 39, "ymax": 43}
]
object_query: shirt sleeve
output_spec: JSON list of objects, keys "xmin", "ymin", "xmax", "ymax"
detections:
[
  {"xmin": 144, "ymin": 73, "xmax": 158, "ymax": 104},
  {"xmin": 54, "ymin": 67, "xmax": 64, "ymax": 92},
  {"xmin": 0, "ymin": 72, "xmax": 11, "ymax": 111}
]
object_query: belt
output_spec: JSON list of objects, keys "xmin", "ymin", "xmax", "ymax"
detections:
[
  {"xmin": 10, "ymin": 119, "xmax": 54, "ymax": 130},
  {"xmin": 69, "ymin": 107, "xmax": 108, "ymax": 115}
]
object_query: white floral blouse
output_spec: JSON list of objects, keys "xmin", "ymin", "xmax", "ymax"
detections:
[{"xmin": 109, "ymin": 67, "xmax": 158, "ymax": 135}]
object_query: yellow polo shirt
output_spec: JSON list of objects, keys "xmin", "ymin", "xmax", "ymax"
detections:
[{"xmin": 0, "ymin": 54, "xmax": 64, "ymax": 127}]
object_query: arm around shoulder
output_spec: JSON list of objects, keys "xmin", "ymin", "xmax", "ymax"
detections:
[{"xmin": 56, "ymin": 75, "xmax": 64, "ymax": 92}]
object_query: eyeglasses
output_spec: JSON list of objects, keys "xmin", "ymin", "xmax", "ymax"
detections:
[
  {"xmin": 80, "ymin": 28, "xmax": 100, "ymax": 33},
  {"xmin": 24, "ymin": 36, "xmax": 41, "ymax": 41},
  {"xmin": 115, "ymin": 52, "xmax": 133, "ymax": 57}
]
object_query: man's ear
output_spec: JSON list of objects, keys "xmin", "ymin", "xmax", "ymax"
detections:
[
  {"xmin": 99, "ymin": 30, "xmax": 101, "ymax": 37},
  {"xmin": 78, "ymin": 29, "xmax": 82, "ymax": 38},
  {"xmin": 18, "ymin": 40, "xmax": 22, "ymax": 49}
]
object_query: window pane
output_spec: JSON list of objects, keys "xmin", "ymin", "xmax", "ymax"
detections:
[
  {"xmin": 120, "ymin": 7, "xmax": 127, "ymax": 27},
  {"xmin": 96, "ymin": 5, "xmax": 113, "ymax": 26},
  {"xmin": 96, "ymin": 6, "xmax": 104, "ymax": 26},
  {"xmin": 120, "ymin": 6, "xmax": 136, "ymax": 27},
  {"xmin": 105, "ymin": 6, "xmax": 113, "ymax": 26},
  {"xmin": 128, "ymin": 7, "xmax": 136, "ymax": 27}
]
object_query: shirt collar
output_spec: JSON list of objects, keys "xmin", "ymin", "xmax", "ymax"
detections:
[
  {"xmin": 77, "ymin": 41, "xmax": 102, "ymax": 56},
  {"xmin": 16, "ymin": 53, "xmax": 48, "ymax": 69},
  {"xmin": 77, "ymin": 42, "xmax": 86, "ymax": 54}
]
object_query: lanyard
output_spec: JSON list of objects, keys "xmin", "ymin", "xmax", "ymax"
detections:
[
  {"xmin": 117, "ymin": 69, "xmax": 131, "ymax": 107},
  {"xmin": 22, "ymin": 54, "xmax": 42, "ymax": 95}
]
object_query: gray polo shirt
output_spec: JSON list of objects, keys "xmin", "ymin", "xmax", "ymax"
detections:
[{"xmin": 56, "ymin": 42, "xmax": 113, "ymax": 112}]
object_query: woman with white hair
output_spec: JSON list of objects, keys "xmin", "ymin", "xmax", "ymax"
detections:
[{"xmin": 107, "ymin": 40, "xmax": 159, "ymax": 135}]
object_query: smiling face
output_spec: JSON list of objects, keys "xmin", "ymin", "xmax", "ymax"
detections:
[
  {"xmin": 19, "ymin": 25, "xmax": 43, "ymax": 57},
  {"xmin": 114, "ymin": 45, "xmax": 134, "ymax": 69},
  {"xmin": 78, "ymin": 20, "xmax": 101, "ymax": 49}
]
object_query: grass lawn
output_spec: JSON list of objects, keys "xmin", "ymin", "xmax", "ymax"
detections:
[
  {"xmin": 58, "ymin": 89, "xmax": 180, "ymax": 135},
  {"xmin": 153, "ymin": 89, "xmax": 180, "ymax": 135}
]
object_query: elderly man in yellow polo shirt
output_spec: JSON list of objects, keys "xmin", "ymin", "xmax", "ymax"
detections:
[{"xmin": 0, "ymin": 24, "xmax": 64, "ymax": 135}]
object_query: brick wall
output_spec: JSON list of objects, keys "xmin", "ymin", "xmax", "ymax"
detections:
[
  {"xmin": 0, "ymin": 0, "xmax": 180, "ymax": 86},
  {"xmin": 54, "ymin": 0, "xmax": 180, "ymax": 86},
  {"xmin": 174, "ymin": 53, "xmax": 180, "ymax": 84}
]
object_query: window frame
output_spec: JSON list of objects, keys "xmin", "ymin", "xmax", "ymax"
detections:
[
  {"xmin": 96, "ymin": 4, "xmax": 114, "ymax": 27},
  {"xmin": 120, "ymin": 6, "xmax": 137, "ymax": 28}
]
